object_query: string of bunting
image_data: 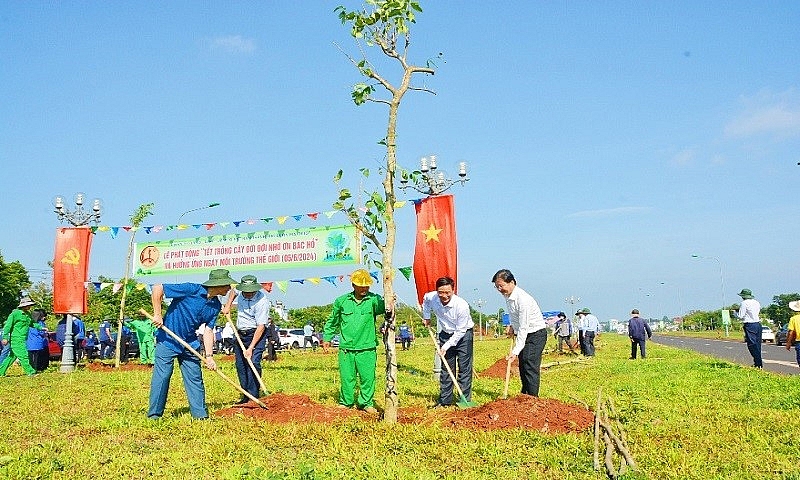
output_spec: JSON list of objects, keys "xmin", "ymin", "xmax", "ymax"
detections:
[
  {"xmin": 86, "ymin": 266, "xmax": 414, "ymax": 295},
  {"xmin": 88, "ymin": 201, "xmax": 417, "ymax": 239}
]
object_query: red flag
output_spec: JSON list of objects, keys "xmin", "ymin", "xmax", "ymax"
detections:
[
  {"xmin": 413, "ymin": 194, "xmax": 458, "ymax": 304},
  {"xmin": 53, "ymin": 227, "xmax": 94, "ymax": 314}
]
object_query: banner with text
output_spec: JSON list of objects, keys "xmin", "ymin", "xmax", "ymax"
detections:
[{"xmin": 135, "ymin": 224, "xmax": 359, "ymax": 276}]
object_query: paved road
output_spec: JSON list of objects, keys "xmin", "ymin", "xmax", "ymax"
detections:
[{"xmin": 652, "ymin": 335, "xmax": 799, "ymax": 375}]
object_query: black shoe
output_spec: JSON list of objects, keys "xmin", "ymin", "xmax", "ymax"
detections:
[{"xmin": 235, "ymin": 397, "xmax": 249, "ymax": 405}]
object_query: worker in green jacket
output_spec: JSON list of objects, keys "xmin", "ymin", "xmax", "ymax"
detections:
[
  {"xmin": 322, "ymin": 269, "xmax": 393, "ymax": 414},
  {"xmin": 124, "ymin": 316, "xmax": 156, "ymax": 365},
  {"xmin": 0, "ymin": 296, "xmax": 41, "ymax": 376}
]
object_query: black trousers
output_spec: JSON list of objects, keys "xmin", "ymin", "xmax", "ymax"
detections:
[
  {"xmin": 519, "ymin": 328, "xmax": 548, "ymax": 396},
  {"xmin": 438, "ymin": 329, "xmax": 474, "ymax": 404}
]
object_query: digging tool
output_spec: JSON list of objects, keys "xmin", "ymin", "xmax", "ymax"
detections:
[
  {"xmin": 426, "ymin": 326, "xmax": 477, "ymax": 408},
  {"xmin": 138, "ymin": 309, "xmax": 267, "ymax": 409},
  {"xmin": 502, "ymin": 335, "xmax": 515, "ymax": 399},
  {"xmin": 227, "ymin": 313, "xmax": 269, "ymax": 396}
]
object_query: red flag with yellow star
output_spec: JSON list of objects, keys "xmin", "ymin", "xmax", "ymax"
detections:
[
  {"xmin": 413, "ymin": 194, "xmax": 457, "ymax": 304},
  {"xmin": 53, "ymin": 227, "xmax": 94, "ymax": 314}
]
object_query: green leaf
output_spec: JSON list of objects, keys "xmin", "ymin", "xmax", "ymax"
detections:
[
  {"xmin": 359, "ymin": 168, "xmax": 370, "ymax": 178},
  {"xmin": 333, "ymin": 169, "xmax": 343, "ymax": 183}
]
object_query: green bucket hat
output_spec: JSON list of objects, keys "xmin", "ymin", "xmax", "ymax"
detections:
[
  {"xmin": 202, "ymin": 269, "xmax": 236, "ymax": 287},
  {"xmin": 580, "ymin": 307, "xmax": 591, "ymax": 314},
  {"xmin": 738, "ymin": 288, "xmax": 754, "ymax": 299},
  {"xmin": 237, "ymin": 275, "xmax": 263, "ymax": 293}
]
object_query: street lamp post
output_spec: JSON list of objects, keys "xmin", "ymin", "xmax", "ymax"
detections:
[
  {"xmin": 473, "ymin": 288, "xmax": 485, "ymax": 341},
  {"xmin": 174, "ymin": 203, "xmax": 220, "ymax": 280},
  {"xmin": 565, "ymin": 295, "xmax": 581, "ymax": 314},
  {"xmin": 691, "ymin": 254, "xmax": 726, "ymax": 335},
  {"xmin": 53, "ymin": 193, "xmax": 102, "ymax": 373},
  {"xmin": 399, "ymin": 155, "xmax": 469, "ymax": 196}
]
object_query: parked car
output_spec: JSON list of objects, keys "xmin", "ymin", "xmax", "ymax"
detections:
[
  {"xmin": 278, "ymin": 328, "xmax": 305, "ymax": 349},
  {"xmin": 761, "ymin": 325, "xmax": 775, "ymax": 343},
  {"xmin": 47, "ymin": 332, "xmax": 62, "ymax": 360},
  {"xmin": 775, "ymin": 326, "xmax": 789, "ymax": 346}
]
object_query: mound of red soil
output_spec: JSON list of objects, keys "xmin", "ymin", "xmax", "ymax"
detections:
[
  {"xmin": 85, "ymin": 362, "xmax": 153, "ymax": 372},
  {"xmin": 443, "ymin": 394, "xmax": 593, "ymax": 433},
  {"xmin": 480, "ymin": 357, "xmax": 519, "ymax": 379},
  {"xmin": 214, "ymin": 393, "xmax": 593, "ymax": 434}
]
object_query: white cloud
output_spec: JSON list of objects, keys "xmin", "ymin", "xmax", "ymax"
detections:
[
  {"xmin": 567, "ymin": 206, "xmax": 651, "ymax": 219},
  {"xmin": 724, "ymin": 89, "xmax": 800, "ymax": 138},
  {"xmin": 670, "ymin": 148, "xmax": 696, "ymax": 166},
  {"xmin": 209, "ymin": 35, "xmax": 256, "ymax": 54}
]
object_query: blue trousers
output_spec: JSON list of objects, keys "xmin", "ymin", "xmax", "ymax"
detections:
[
  {"xmin": 742, "ymin": 322, "xmax": 763, "ymax": 368},
  {"xmin": 438, "ymin": 329, "xmax": 474, "ymax": 404},
  {"xmin": 233, "ymin": 329, "xmax": 266, "ymax": 399},
  {"xmin": 519, "ymin": 328, "xmax": 548, "ymax": 396},
  {"xmin": 148, "ymin": 342, "xmax": 208, "ymax": 419},
  {"xmin": 583, "ymin": 331, "xmax": 597, "ymax": 356}
]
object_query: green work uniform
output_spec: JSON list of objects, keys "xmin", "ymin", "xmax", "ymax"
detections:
[
  {"xmin": 323, "ymin": 290, "xmax": 386, "ymax": 409},
  {"xmin": 125, "ymin": 318, "xmax": 156, "ymax": 364},
  {"xmin": 0, "ymin": 309, "xmax": 40, "ymax": 376}
]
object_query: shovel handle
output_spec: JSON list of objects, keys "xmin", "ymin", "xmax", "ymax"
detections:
[
  {"xmin": 502, "ymin": 336, "xmax": 515, "ymax": 399},
  {"xmin": 139, "ymin": 309, "xmax": 267, "ymax": 409},
  {"xmin": 228, "ymin": 313, "xmax": 269, "ymax": 396},
  {"xmin": 427, "ymin": 326, "xmax": 467, "ymax": 400}
]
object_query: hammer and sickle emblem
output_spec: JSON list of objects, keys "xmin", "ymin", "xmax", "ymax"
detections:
[{"xmin": 61, "ymin": 248, "xmax": 81, "ymax": 265}]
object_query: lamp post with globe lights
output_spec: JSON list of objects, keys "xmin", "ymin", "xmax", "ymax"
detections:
[
  {"xmin": 399, "ymin": 155, "xmax": 469, "ymax": 196},
  {"xmin": 52, "ymin": 193, "xmax": 102, "ymax": 373},
  {"xmin": 691, "ymin": 254, "xmax": 726, "ymax": 334}
]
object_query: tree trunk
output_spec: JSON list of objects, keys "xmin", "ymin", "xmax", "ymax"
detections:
[{"xmin": 114, "ymin": 232, "xmax": 137, "ymax": 368}]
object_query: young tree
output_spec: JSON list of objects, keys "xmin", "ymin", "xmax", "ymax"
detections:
[
  {"xmin": 0, "ymin": 252, "xmax": 32, "ymax": 318},
  {"xmin": 114, "ymin": 203, "xmax": 154, "ymax": 367},
  {"xmin": 334, "ymin": 0, "xmax": 436, "ymax": 423}
]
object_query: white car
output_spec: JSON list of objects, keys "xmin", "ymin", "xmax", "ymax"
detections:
[
  {"xmin": 761, "ymin": 325, "xmax": 775, "ymax": 343},
  {"xmin": 278, "ymin": 328, "xmax": 319, "ymax": 349}
]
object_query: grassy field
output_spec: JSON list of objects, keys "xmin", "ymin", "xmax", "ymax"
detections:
[{"xmin": 1, "ymin": 333, "xmax": 799, "ymax": 479}]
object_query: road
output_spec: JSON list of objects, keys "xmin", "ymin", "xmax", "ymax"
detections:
[{"xmin": 652, "ymin": 335, "xmax": 799, "ymax": 375}]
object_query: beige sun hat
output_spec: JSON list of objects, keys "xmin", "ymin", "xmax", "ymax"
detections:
[{"xmin": 789, "ymin": 300, "xmax": 800, "ymax": 312}]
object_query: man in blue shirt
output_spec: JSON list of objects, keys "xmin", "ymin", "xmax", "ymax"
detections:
[
  {"xmin": 98, "ymin": 318, "xmax": 114, "ymax": 360},
  {"xmin": 147, "ymin": 268, "xmax": 236, "ymax": 420}
]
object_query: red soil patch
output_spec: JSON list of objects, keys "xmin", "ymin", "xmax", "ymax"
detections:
[
  {"xmin": 480, "ymin": 356, "xmax": 519, "ymax": 379},
  {"xmin": 214, "ymin": 393, "xmax": 592, "ymax": 434},
  {"xmin": 442, "ymin": 394, "xmax": 593, "ymax": 433},
  {"xmin": 85, "ymin": 362, "xmax": 153, "ymax": 372}
]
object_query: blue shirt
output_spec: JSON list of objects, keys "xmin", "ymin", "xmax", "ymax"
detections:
[
  {"xmin": 99, "ymin": 321, "xmax": 112, "ymax": 341},
  {"xmin": 26, "ymin": 320, "xmax": 48, "ymax": 350},
  {"xmin": 157, "ymin": 283, "xmax": 222, "ymax": 354}
]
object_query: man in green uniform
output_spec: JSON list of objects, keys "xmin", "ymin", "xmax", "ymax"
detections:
[
  {"xmin": 322, "ymin": 269, "xmax": 393, "ymax": 414},
  {"xmin": 125, "ymin": 316, "xmax": 156, "ymax": 365},
  {"xmin": 0, "ymin": 296, "xmax": 41, "ymax": 376}
]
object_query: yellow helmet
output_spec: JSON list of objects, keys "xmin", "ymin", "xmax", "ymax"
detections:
[{"xmin": 350, "ymin": 269, "xmax": 374, "ymax": 287}]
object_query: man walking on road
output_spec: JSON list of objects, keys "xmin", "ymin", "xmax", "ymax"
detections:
[
  {"xmin": 628, "ymin": 309, "xmax": 652, "ymax": 359},
  {"xmin": 735, "ymin": 288, "xmax": 762, "ymax": 368}
]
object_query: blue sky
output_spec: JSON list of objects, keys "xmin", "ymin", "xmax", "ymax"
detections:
[{"xmin": 2, "ymin": 1, "xmax": 799, "ymax": 322}]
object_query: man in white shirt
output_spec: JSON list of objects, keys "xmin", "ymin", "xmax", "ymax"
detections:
[
  {"xmin": 492, "ymin": 269, "xmax": 548, "ymax": 397},
  {"xmin": 224, "ymin": 275, "xmax": 269, "ymax": 402},
  {"xmin": 735, "ymin": 288, "xmax": 762, "ymax": 368},
  {"xmin": 579, "ymin": 308, "xmax": 600, "ymax": 356},
  {"xmin": 422, "ymin": 276, "xmax": 474, "ymax": 407}
]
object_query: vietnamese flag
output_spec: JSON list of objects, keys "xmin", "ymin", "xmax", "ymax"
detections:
[
  {"xmin": 413, "ymin": 194, "xmax": 458, "ymax": 304},
  {"xmin": 53, "ymin": 227, "xmax": 94, "ymax": 314}
]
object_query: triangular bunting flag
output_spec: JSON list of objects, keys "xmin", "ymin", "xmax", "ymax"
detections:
[
  {"xmin": 276, "ymin": 281, "xmax": 288, "ymax": 293},
  {"xmin": 307, "ymin": 213, "xmax": 319, "ymax": 220},
  {"xmin": 261, "ymin": 282, "xmax": 273, "ymax": 293}
]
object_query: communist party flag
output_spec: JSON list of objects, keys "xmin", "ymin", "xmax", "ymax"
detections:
[
  {"xmin": 53, "ymin": 227, "xmax": 93, "ymax": 314},
  {"xmin": 413, "ymin": 194, "xmax": 457, "ymax": 304}
]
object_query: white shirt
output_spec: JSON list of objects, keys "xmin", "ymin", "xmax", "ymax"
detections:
[
  {"xmin": 583, "ymin": 314, "xmax": 600, "ymax": 333},
  {"xmin": 235, "ymin": 290, "xmax": 270, "ymax": 330},
  {"xmin": 221, "ymin": 322, "xmax": 234, "ymax": 339},
  {"xmin": 737, "ymin": 298, "xmax": 761, "ymax": 323},
  {"xmin": 422, "ymin": 291, "xmax": 473, "ymax": 352},
  {"xmin": 504, "ymin": 286, "xmax": 546, "ymax": 356}
]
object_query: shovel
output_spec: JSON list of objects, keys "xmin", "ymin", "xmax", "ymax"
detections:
[
  {"xmin": 502, "ymin": 335, "xmax": 515, "ymax": 399},
  {"xmin": 139, "ymin": 309, "xmax": 267, "ymax": 409},
  {"xmin": 227, "ymin": 313, "xmax": 269, "ymax": 396},
  {"xmin": 427, "ymin": 326, "xmax": 477, "ymax": 408}
]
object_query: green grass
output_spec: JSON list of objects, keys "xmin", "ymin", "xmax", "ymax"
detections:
[{"xmin": 1, "ymin": 334, "xmax": 799, "ymax": 479}]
